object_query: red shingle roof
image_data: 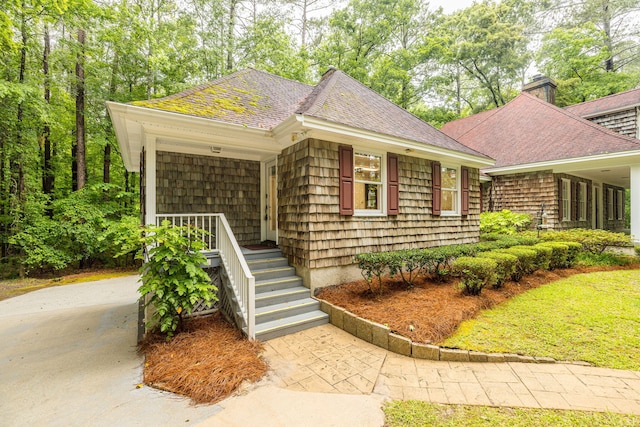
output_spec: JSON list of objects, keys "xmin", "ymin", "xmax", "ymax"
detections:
[
  {"xmin": 441, "ymin": 92, "xmax": 640, "ymax": 168},
  {"xmin": 564, "ymin": 87, "xmax": 640, "ymax": 118}
]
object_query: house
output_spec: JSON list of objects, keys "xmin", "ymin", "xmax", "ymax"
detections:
[
  {"xmin": 441, "ymin": 81, "xmax": 640, "ymax": 244},
  {"xmin": 107, "ymin": 67, "xmax": 494, "ymax": 339},
  {"xmin": 565, "ymin": 87, "xmax": 640, "ymax": 139}
]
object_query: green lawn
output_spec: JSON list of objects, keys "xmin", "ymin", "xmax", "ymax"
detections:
[
  {"xmin": 440, "ymin": 269, "xmax": 640, "ymax": 370},
  {"xmin": 384, "ymin": 401, "xmax": 640, "ymax": 427}
]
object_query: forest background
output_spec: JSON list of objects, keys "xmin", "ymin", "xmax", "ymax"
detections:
[{"xmin": 1, "ymin": 0, "xmax": 639, "ymax": 277}]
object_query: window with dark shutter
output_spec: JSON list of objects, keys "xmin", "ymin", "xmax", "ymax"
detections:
[
  {"xmin": 558, "ymin": 178, "xmax": 563, "ymax": 220},
  {"xmin": 432, "ymin": 161, "xmax": 441, "ymax": 216},
  {"xmin": 338, "ymin": 145, "xmax": 354, "ymax": 215},
  {"xmin": 461, "ymin": 166, "xmax": 470, "ymax": 216},
  {"xmin": 387, "ymin": 154, "xmax": 399, "ymax": 215},
  {"xmin": 571, "ymin": 181, "xmax": 578, "ymax": 221}
]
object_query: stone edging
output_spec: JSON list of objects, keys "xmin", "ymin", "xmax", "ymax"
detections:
[{"xmin": 317, "ymin": 299, "xmax": 591, "ymax": 365}]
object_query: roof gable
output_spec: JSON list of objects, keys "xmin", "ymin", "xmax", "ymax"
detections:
[
  {"xmin": 441, "ymin": 92, "xmax": 640, "ymax": 169},
  {"xmin": 564, "ymin": 87, "xmax": 640, "ymax": 118},
  {"xmin": 130, "ymin": 68, "xmax": 314, "ymax": 130},
  {"xmin": 296, "ymin": 68, "xmax": 488, "ymax": 158}
]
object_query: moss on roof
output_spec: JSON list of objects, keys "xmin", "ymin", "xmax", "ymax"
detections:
[{"xmin": 131, "ymin": 85, "xmax": 263, "ymax": 119}]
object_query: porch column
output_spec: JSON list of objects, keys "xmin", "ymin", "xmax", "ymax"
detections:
[
  {"xmin": 144, "ymin": 135, "xmax": 157, "ymax": 226},
  {"xmin": 631, "ymin": 164, "xmax": 640, "ymax": 244}
]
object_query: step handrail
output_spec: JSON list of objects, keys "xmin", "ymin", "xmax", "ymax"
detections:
[
  {"xmin": 216, "ymin": 215, "xmax": 256, "ymax": 339},
  {"xmin": 155, "ymin": 213, "xmax": 255, "ymax": 339}
]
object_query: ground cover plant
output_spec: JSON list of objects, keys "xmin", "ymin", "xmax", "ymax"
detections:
[
  {"xmin": 441, "ymin": 269, "xmax": 640, "ymax": 370},
  {"xmin": 384, "ymin": 401, "xmax": 640, "ymax": 427}
]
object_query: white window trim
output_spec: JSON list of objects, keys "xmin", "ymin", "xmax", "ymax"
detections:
[
  {"xmin": 617, "ymin": 189, "xmax": 624, "ymax": 220},
  {"xmin": 561, "ymin": 178, "xmax": 571, "ymax": 222},
  {"xmin": 441, "ymin": 164, "xmax": 460, "ymax": 216},
  {"xmin": 578, "ymin": 182, "xmax": 587, "ymax": 221},
  {"xmin": 353, "ymin": 149, "xmax": 387, "ymax": 217},
  {"xmin": 607, "ymin": 187, "xmax": 614, "ymax": 220}
]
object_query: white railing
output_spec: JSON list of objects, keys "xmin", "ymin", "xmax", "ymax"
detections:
[
  {"xmin": 154, "ymin": 213, "xmax": 255, "ymax": 339},
  {"xmin": 155, "ymin": 213, "xmax": 217, "ymax": 251},
  {"xmin": 217, "ymin": 215, "xmax": 255, "ymax": 339}
]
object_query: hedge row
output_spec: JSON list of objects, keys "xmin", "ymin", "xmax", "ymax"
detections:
[
  {"xmin": 356, "ymin": 235, "xmax": 538, "ymax": 294},
  {"xmin": 356, "ymin": 235, "xmax": 584, "ymax": 296}
]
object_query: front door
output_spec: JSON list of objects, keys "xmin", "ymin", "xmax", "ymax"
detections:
[{"xmin": 264, "ymin": 159, "xmax": 278, "ymax": 242}]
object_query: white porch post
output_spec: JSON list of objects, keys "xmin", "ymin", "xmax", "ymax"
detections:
[
  {"xmin": 144, "ymin": 135, "xmax": 157, "ymax": 226},
  {"xmin": 631, "ymin": 164, "xmax": 640, "ymax": 244}
]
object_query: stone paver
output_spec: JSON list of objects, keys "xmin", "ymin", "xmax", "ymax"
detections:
[{"xmin": 264, "ymin": 324, "xmax": 640, "ymax": 415}]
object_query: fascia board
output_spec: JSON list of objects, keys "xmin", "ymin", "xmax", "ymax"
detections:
[
  {"xmin": 298, "ymin": 116, "xmax": 495, "ymax": 168},
  {"xmin": 485, "ymin": 150, "xmax": 640, "ymax": 175}
]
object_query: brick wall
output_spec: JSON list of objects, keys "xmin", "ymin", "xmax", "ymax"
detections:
[
  {"xmin": 278, "ymin": 138, "xmax": 482, "ymax": 269},
  {"xmin": 156, "ymin": 151, "xmax": 261, "ymax": 245}
]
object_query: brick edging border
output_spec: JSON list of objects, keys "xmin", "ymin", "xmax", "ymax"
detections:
[{"xmin": 316, "ymin": 299, "xmax": 591, "ymax": 366}]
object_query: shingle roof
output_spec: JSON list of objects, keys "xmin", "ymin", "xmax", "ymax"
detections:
[
  {"xmin": 296, "ymin": 68, "xmax": 489, "ymax": 158},
  {"xmin": 130, "ymin": 67, "xmax": 491, "ymax": 160},
  {"xmin": 441, "ymin": 92, "xmax": 640, "ymax": 169},
  {"xmin": 564, "ymin": 87, "xmax": 640, "ymax": 118},
  {"xmin": 130, "ymin": 68, "xmax": 314, "ymax": 130}
]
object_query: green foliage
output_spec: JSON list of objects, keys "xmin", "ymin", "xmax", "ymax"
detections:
[
  {"xmin": 480, "ymin": 210, "xmax": 533, "ymax": 235},
  {"xmin": 356, "ymin": 252, "xmax": 390, "ymax": 294},
  {"xmin": 452, "ymin": 256, "xmax": 496, "ymax": 296},
  {"xmin": 536, "ymin": 228, "xmax": 632, "ymax": 254},
  {"xmin": 512, "ymin": 245, "xmax": 551, "ymax": 271},
  {"xmin": 477, "ymin": 251, "xmax": 518, "ymax": 287},
  {"xmin": 387, "ymin": 249, "xmax": 425, "ymax": 288},
  {"xmin": 495, "ymin": 247, "xmax": 537, "ymax": 281},
  {"xmin": 139, "ymin": 221, "xmax": 216, "ymax": 338},
  {"xmin": 576, "ymin": 251, "xmax": 639, "ymax": 267},
  {"xmin": 537, "ymin": 242, "xmax": 569, "ymax": 269}
]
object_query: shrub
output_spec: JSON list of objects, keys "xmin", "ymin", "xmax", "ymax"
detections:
[
  {"xmin": 557, "ymin": 241, "xmax": 583, "ymax": 267},
  {"xmin": 495, "ymin": 247, "xmax": 537, "ymax": 281},
  {"xmin": 512, "ymin": 245, "xmax": 552, "ymax": 271},
  {"xmin": 577, "ymin": 251, "xmax": 638, "ymax": 267},
  {"xmin": 356, "ymin": 252, "xmax": 390, "ymax": 293},
  {"xmin": 139, "ymin": 221, "xmax": 217, "ymax": 338},
  {"xmin": 387, "ymin": 249, "xmax": 425, "ymax": 288},
  {"xmin": 476, "ymin": 251, "xmax": 518, "ymax": 288},
  {"xmin": 453, "ymin": 257, "xmax": 497, "ymax": 295},
  {"xmin": 480, "ymin": 210, "xmax": 533, "ymax": 235},
  {"xmin": 636, "ymin": 246, "xmax": 640, "ymax": 257},
  {"xmin": 537, "ymin": 242, "xmax": 569, "ymax": 269},
  {"xmin": 537, "ymin": 229, "xmax": 632, "ymax": 254}
]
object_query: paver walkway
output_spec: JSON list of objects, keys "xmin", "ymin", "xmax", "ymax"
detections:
[{"xmin": 264, "ymin": 324, "xmax": 640, "ymax": 415}]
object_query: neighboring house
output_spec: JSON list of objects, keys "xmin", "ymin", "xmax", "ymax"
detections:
[
  {"xmin": 565, "ymin": 87, "xmax": 640, "ymax": 139},
  {"xmin": 108, "ymin": 67, "xmax": 493, "ymax": 339},
  {"xmin": 441, "ymin": 82, "xmax": 640, "ymax": 244}
]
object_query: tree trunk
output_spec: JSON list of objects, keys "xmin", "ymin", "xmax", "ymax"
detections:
[
  {"xmin": 75, "ymin": 28, "xmax": 87, "ymax": 190},
  {"xmin": 43, "ymin": 24, "xmax": 54, "ymax": 198},
  {"xmin": 602, "ymin": 0, "xmax": 614, "ymax": 71},
  {"xmin": 226, "ymin": 0, "xmax": 237, "ymax": 71}
]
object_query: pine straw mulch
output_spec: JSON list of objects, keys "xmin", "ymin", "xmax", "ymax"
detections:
[
  {"xmin": 316, "ymin": 263, "xmax": 640, "ymax": 345},
  {"xmin": 139, "ymin": 311, "xmax": 268, "ymax": 405}
]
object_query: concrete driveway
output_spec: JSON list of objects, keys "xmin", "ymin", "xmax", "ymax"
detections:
[{"xmin": 0, "ymin": 275, "xmax": 223, "ymax": 427}]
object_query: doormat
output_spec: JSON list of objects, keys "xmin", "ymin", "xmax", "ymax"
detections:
[{"xmin": 243, "ymin": 241, "xmax": 277, "ymax": 250}]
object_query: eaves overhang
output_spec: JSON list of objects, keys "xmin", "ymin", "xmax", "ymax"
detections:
[{"xmin": 272, "ymin": 115, "xmax": 496, "ymax": 169}]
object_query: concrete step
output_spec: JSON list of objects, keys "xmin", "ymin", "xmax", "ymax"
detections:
[
  {"xmin": 247, "ymin": 257, "xmax": 289, "ymax": 272},
  {"xmin": 255, "ymin": 298, "xmax": 320, "ymax": 324},
  {"xmin": 242, "ymin": 248, "xmax": 283, "ymax": 261},
  {"xmin": 255, "ymin": 310, "xmax": 329, "ymax": 341},
  {"xmin": 255, "ymin": 276, "xmax": 304, "ymax": 294},
  {"xmin": 255, "ymin": 286, "xmax": 310, "ymax": 308},
  {"xmin": 252, "ymin": 266, "xmax": 296, "ymax": 281}
]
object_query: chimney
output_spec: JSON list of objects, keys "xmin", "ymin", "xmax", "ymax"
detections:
[{"xmin": 522, "ymin": 75, "xmax": 557, "ymax": 105}]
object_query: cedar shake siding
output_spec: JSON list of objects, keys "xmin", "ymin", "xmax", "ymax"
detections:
[
  {"xmin": 585, "ymin": 108, "xmax": 639, "ymax": 139},
  {"xmin": 156, "ymin": 151, "xmax": 261, "ymax": 245},
  {"xmin": 278, "ymin": 138, "xmax": 481, "ymax": 273}
]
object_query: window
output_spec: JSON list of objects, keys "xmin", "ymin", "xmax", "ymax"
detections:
[
  {"xmin": 441, "ymin": 166, "xmax": 458, "ymax": 214},
  {"xmin": 338, "ymin": 146, "xmax": 399, "ymax": 216},
  {"xmin": 607, "ymin": 188, "xmax": 614, "ymax": 220},
  {"xmin": 578, "ymin": 182, "xmax": 587, "ymax": 221},
  {"xmin": 617, "ymin": 189, "xmax": 624, "ymax": 220},
  {"xmin": 561, "ymin": 179, "xmax": 571, "ymax": 221},
  {"xmin": 354, "ymin": 151, "xmax": 383, "ymax": 213}
]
